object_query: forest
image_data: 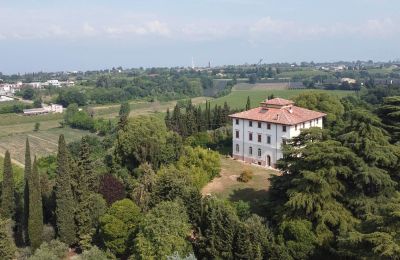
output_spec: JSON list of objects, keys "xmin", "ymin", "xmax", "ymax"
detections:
[{"xmin": 0, "ymin": 81, "xmax": 400, "ymax": 259}]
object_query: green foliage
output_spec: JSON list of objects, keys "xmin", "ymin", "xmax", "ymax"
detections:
[
  {"xmin": 28, "ymin": 157, "xmax": 43, "ymax": 250},
  {"xmin": 33, "ymin": 122, "xmax": 40, "ymax": 132},
  {"xmin": 23, "ymin": 138, "xmax": 32, "ymax": 244},
  {"xmin": 234, "ymin": 215, "xmax": 274, "ymax": 260},
  {"xmin": 0, "ymin": 218, "xmax": 16, "ymax": 260},
  {"xmin": 79, "ymin": 246, "xmax": 111, "ymax": 260},
  {"xmin": 115, "ymin": 116, "xmax": 182, "ymax": 169},
  {"xmin": 176, "ymin": 146, "xmax": 220, "ymax": 189},
  {"xmin": 131, "ymin": 163, "xmax": 156, "ymax": 211},
  {"xmin": 293, "ymin": 92, "xmax": 344, "ymax": 130},
  {"xmin": 377, "ymin": 96, "xmax": 400, "ymax": 143},
  {"xmin": 29, "ymin": 240, "xmax": 68, "ymax": 260},
  {"xmin": 245, "ymin": 96, "xmax": 251, "ymax": 110},
  {"xmin": 55, "ymin": 134, "xmax": 77, "ymax": 245},
  {"xmin": 64, "ymin": 104, "xmax": 94, "ymax": 131},
  {"xmin": 198, "ymin": 197, "xmax": 239, "ymax": 259},
  {"xmin": 1, "ymin": 151, "xmax": 14, "ymax": 219},
  {"xmin": 134, "ymin": 201, "xmax": 192, "ymax": 260},
  {"xmin": 118, "ymin": 102, "xmax": 130, "ymax": 130},
  {"xmin": 99, "ymin": 199, "xmax": 141, "ymax": 256},
  {"xmin": 277, "ymin": 220, "xmax": 316, "ymax": 260}
]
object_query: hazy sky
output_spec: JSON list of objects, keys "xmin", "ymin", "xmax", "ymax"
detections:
[{"xmin": 1, "ymin": 0, "xmax": 399, "ymax": 74}]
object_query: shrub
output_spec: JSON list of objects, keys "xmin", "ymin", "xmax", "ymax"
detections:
[
  {"xmin": 237, "ymin": 169, "xmax": 253, "ymax": 183},
  {"xmin": 29, "ymin": 240, "xmax": 68, "ymax": 260}
]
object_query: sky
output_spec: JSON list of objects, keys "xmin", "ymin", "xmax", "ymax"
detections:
[{"xmin": 0, "ymin": 0, "xmax": 399, "ymax": 74}]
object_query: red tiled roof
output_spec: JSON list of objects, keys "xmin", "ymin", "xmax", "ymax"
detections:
[
  {"xmin": 229, "ymin": 99, "xmax": 326, "ymax": 125},
  {"xmin": 261, "ymin": 97, "xmax": 294, "ymax": 106}
]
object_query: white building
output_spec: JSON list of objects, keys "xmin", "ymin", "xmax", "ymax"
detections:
[
  {"xmin": 229, "ymin": 98, "xmax": 326, "ymax": 168},
  {"xmin": 23, "ymin": 103, "xmax": 63, "ymax": 115},
  {"xmin": 46, "ymin": 80, "xmax": 60, "ymax": 87}
]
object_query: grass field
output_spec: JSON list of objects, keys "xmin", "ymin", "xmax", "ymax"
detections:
[
  {"xmin": 233, "ymin": 82, "xmax": 290, "ymax": 91},
  {"xmin": 203, "ymin": 89, "xmax": 354, "ymax": 110},
  {"xmin": 202, "ymin": 157, "xmax": 275, "ymax": 215}
]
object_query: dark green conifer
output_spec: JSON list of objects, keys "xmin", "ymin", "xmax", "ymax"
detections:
[
  {"xmin": 245, "ymin": 96, "xmax": 251, "ymax": 110},
  {"xmin": 23, "ymin": 138, "xmax": 31, "ymax": 244},
  {"xmin": 55, "ymin": 134, "xmax": 77, "ymax": 245},
  {"xmin": 28, "ymin": 157, "xmax": 43, "ymax": 250},
  {"xmin": 118, "ymin": 102, "xmax": 130, "ymax": 130},
  {"xmin": 1, "ymin": 151, "xmax": 14, "ymax": 219}
]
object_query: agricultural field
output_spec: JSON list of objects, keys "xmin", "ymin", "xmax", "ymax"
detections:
[
  {"xmin": 0, "ymin": 127, "xmax": 94, "ymax": 165},
  {"xmin": 90, "ymin": 96, "xmax": 211, "ymax": 119},
  {"xmin": 202, "ymin": 157, "xmax": 275, "ymax": 215},
  {"xmin": 277, "ymin": 69, "xmax": 331, "ymax": 78},
  {"xmin": 203, "ymin": 89, "xmax": 354, "ymax": 110},
  {"xmin": 233, "ymin": 82, "xmax": 290, "ymax": 91}
]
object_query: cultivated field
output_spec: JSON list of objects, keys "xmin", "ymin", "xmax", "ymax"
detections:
[
  {"xmin": 233, "ymin": 82, "xmax": 290, "ymax": 91},
  {"xmin": 0, "ymin": 127, "xmax": 94, "ymax": 165},
  {"xmin": 202, "ymin": 157, "xmax": 276, "ymax": 214}
]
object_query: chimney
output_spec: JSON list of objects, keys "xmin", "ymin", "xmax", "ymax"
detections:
[
  {"xmin": 276, "ymin": 114, "xmax": 280, "ymax": 120},
  {"xmin": 288, "ymin": 106, "xmax": 293, "ymax": 114}
]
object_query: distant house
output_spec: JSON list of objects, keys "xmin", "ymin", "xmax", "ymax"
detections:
[
  {"xmin": 229, "ymin": 98, "xmax": 326, "ymax": 168},
  {"xmin": 341, "ymin": 78, "xmax": 357, "ymax": 84},
  {"xmin": 46, "ymin": 80, "xmax": 61, "ymax": 87},
  {"xmin": 23, "ymin": 103, "xmax": 63, "ymax": 116},
  {"xmin": 0, "ymin": 96, "xmax": 14, "ymax": 102}
]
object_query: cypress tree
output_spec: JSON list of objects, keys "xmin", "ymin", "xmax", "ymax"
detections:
[
  {"xmin": 0, "ymin": 218, "xmax": 16, "ymax": 260},
  {"xmin": 28, "ymin": 157, "xmax": 43, "ymax": 250},
  {"xmin": 23, "ymin": 138, "xmax": 31, "ymax": 244},
  {"xmin": 74, "ymin": 137, "xmax": 95, "ymax": 249},
  {"xmin": 245, "ymin": 96, "xmax": 251, "ymax": 110},
  {"xmin": 165, "ymin": 108, "xmax": 171, "ymax": 129},
  {"xmin": 55, "ymin": 134, "xmax": 77, "ymax": 246},
  {"xmin": 1, "ymin": 151, "xmax": 14, "ymax": 219}
]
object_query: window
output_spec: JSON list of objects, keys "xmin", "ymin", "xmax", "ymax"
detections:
[
  {"xmin": 282, "ymin": 138, "xmax": 287, "ymax": 145},
  {"xmin": 258, "ymin": 122, "xmax": 262, "ymax": 128},
  {"xmin": 258, "ymin": 148, "xmax": 262, "ymax": 157},
  {"xmin": 309, "ymin": 121, "xmax": 312, "ymax": 127},
  {"xmin": 267, "ymin": 123, "xmax": 271, "ymax": 130},
  {"xmin": 295, "ymin": 124, "xmax": 298, "ymax": 130},
  {"xmin": 303, "ymin": 122, "xmax": 305, "ymax": 128},
  {"xmin": 267, "ymin": 135, "xmax": 271, "ymax": 144},
  {"xmin": 235, "ymin": 130, "xmax": 239, "ymax": 138},
  {"xmin": 249, "ymin": 146, "xmax": 253, "ymax": 155},
  {"xmin": 258, "ymin": 134, "xmax": 262, "ymax": 143},
  {"xmin": 282, "ymin": 125, "xmax": 287, "ymax": 132},
  {"xmin": 316, "ymin": 118, "xmax": 319, "ymax": 124},
  {"xmin": 235, "ymin": 144, "xmax": 239, "ymax": 152},
  {"xmin": 249, "ymin": 132, "xmax": 253, "ymax": 141},
  {"xmin": 249, "ymin": 121, "xmax": 253, "ymax": 127},
  {"xmin": 235, "ymin": 119, "xmax": 239, "ymax": 125}
]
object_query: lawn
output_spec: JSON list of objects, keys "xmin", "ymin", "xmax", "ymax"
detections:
[
  {"xmin": 202, "ymin": 156, "xmax": 275, "ymax": 215},
  {"xmin": 202, "ymin": 89, "xmax": 354, "ymax": 110}
]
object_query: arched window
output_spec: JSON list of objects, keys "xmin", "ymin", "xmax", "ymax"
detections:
[
  {"xmin": 249, "ymin": 146, "xmax": 253, "ymax": 155},
  {"xmin": 258, "ymin": 148, "xmax": 262, "ymax": 157},
  {"xmin": 267, "ymin": 155, "xmax": 271, "ymax": 166},
  {"xmin": 235, "ymin": 144, "xmax": 239, "ymax": 152}
]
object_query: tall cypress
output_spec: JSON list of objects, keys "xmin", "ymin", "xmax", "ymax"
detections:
[
  {"xmin": 55, "ymin": 134, "xmax": 77, "ymax": 245},
  {"xmin": 74, "ymin": 136, "xmax": 94, "ymax": 249},
  {"xmin": 28, "ymin": 157, "xmax": 43, "ymax": 250},
  {"xmin": 23, "ymin": 139, "xmax": 31, "ymax": 244},
  {"xmin": 1, "ymin": 151, "xmax": 14, "ymax": 219},
  {"xmin": 245, "ymin": 96, "xmax": 251, "ymax": 110}
]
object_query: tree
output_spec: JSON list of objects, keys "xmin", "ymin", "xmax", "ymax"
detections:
[
  {"xmin": 132, "ymin": 163, "xmax": 156, "ymax": 211},
  {"xmin": 73, "ymin": 136, "xmax": 98, "ymax": 249},
  {"xmin": 118, "ymin": 102, "xmax": 130, "ymax": 130},
  {"xmin": 115, "ymin": 116, "xmax": 175, "ymax": 169},
  {"xmin": 33, "ymin": 122, "xmax": 40, "ymax": 132},
  {"xmin": 1, "ymin": 151, "xmax": 14, "ymax": 219},
  {"xmin": 55, "ymin": 134, "xmax": 76, "ymax": 245},
  {"xmin": 293, "ymin": 92, "xmax": 344, "ymax": 130},
  {"xmin": 23, "ymin": 138, "xmax": 32, "ymax": 244},
  {"xmin": 377, "ymin": 96, "xmax": 400, "ymax": 143},
  {"xmin": 197, "ymin": 197, "xmax": 239, "ymax": 259},
  {"xmin": 98, "ymin": 174, "xmax": 126, "ymax": 205},
  {"xmin": 134, "ymin": 201, "xmax": 192, "ymax": 259},
  {"xmin": 28, "ymin": 157, "xmax": 43, "ymax": 250},
  {"xmin": 99, "ymin": 199, "xmax": 141, "ymax": 256},
  {"xmin": 29, "ymin": 240, "xmax": 68, "ymax": 260},
  {"xmin": 0, "ymin": 218, "xmax": 16, "ymax": 260},
  {"xmin": 245, "ymin": 96, "xmax": 251, "ymax": 110}
]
